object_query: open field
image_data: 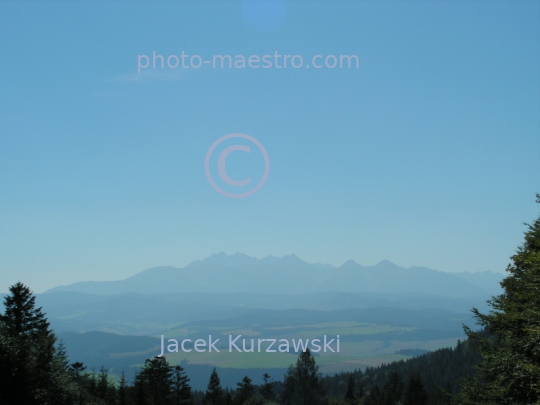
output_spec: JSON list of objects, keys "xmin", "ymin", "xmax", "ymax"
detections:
[
  {"xmin": 160, "ymin": 336, "xmax": 461, "ymax": 370},
  {"xmin": 59, "ymin": 318, "xmax": 464, "ymax": 374},
  {"xmin": 50, "ymin": 293, "xmax": 475, "ymax": 389}
]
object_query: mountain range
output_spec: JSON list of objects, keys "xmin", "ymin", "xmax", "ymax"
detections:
[
  {"xmin": 46, "ymin": 252, "xmax": 504, "ymax": 297},
  {"xmin": 21, "ymin": 253, "xmax": 506, "ymax": 386}
]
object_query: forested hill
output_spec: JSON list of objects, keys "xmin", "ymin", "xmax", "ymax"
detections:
[{"xmin": 322, "ymin": 331, "xmax": 485, "ymax": 404}]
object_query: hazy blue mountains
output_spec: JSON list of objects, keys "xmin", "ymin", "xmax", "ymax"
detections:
[
  {"xmin": 29, "ymin": 253, "xmax": 505, "ymax": 389},
  {"xmin": 36, "ymin": 290, "xmax": 493, "ymax": 336},
  {"xmin": 54, "ymin": 305, "xmax": 476, "ymax": 390},
  {"xmin": 46, "ymin": 252, "xmax": 503, "ymax": 297}
]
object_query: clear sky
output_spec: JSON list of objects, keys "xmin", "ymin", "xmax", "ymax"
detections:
[{"xmin": 1, "ymin": 0, "xmax": 539, "ymax": 293}]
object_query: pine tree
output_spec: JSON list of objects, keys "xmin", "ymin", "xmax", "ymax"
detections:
[
  {"xmin": 94, "ymin": 366, "xmax": 116, "ymax": 405},
  {"xmin": 344, "ymin": 375, "xmax": 356, "ymax": 404},
  {"xmin": 97, "ymin": 367, "xmax": 110, "ymax": 399},
  {"xmin": 47, "ymin": 343, "xmax": 83, "ymax": 404},
  {"xmin": 382, "ymin": 371, "xmax": 403, "ymax": 404},
  {"xmin": 133, "ymin": 369, "xmax": 149, "ymax": 405},
  {"xmin": 69, "ymin": 362, "xmax": 89, "ymax": 405},
  {"xmin": 281, "ymin": 348, "xmax": 326, "ymax": 405},
  {"xmin": 455, "ymin": 195, "xmax": 540, "ymax": 404},
  {"xmin": 402, "ymin": 373, "xmax": 427, "ymax": 405},
  {"xmin": 138, "ymin": 356, "xmax": 174, "ymax": 404},
  {"xmin": 357, "ymin": 381, "xmax": 365, "ymax": 401},
  {"xmin": 234, "ymin": 376, "xmax": 255, "ymax": 404},
  {"xmin": 118, "ymin": 371, "xmax": 128, "ymax": 405},
  {"xmin": 204, "ymin": 368, "xmax": 224, "ymax": 405},
  {"xmin": 56, "ymin": 340, "xmax": 70, "ymax": 372},
  {"xmin": 260, "ymin": 373, "xmax": 275, "ymax": 400},
  {"xmin": 0, "ymin": 283, "xmax": 87, "ymax": 404},
  {"xmin": 364, "ymin": 385, "xmax": 383, "ymax": 405},
  {"xmin": 89, "ymin": 368, "xmax": 99, "ymax": 397},
  {"xmin": 0, "ymin": 282, "xmax": 59, "ymax": 404},
  {"xmin": 0, "ymin": 321, "xmax": 17, "ymax": 401},
  {"xmin": 172, "ymin": 364, "xmax": 194, "ymax": 404}
]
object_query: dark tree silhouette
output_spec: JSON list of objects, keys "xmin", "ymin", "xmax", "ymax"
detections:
[
  {"xmin": 403, "ymin": 373, "xmax": 427, "ymax": 405},
  {"xmin": 383, "ymin": 371, "xmax": 404, "ymax": 404},
  {"xmin": 118, "ymin": 371, "xmax": 128, "ymax": 405},
  {"xmin": 234, "ymin": 376, "xmax": 255, "ymax": 404},
  {"xmin": 281, "ymin": 348, "xmax": 326, "ymax": 405},
  {"xmin": 344, "ymin": 375, "xmax": 356, "ymax": 403},
  {"xmin": 97, "ymin": 367, "xmax": 111, "ymax": 399},
  {"xmin": 135, "ymin": 356, "xmax": 174, "ymax": 404},
  {"xmin": 204, "ymin": 368, "xmax": 224, "ymax": 405},
  {"xmin": 172, "ymin": 364, "xmax": 194, "ymax": 405},
  {"xmin": 0, "ymin": 282, "xmax": 66, "ymax": 404},
  {"xmin": 260, "ymin": 372, "xmax": 275, "ymax": 400}
]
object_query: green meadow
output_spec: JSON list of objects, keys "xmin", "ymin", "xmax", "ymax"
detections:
[{"xmin": 157, "ymin": 321, "xmax": 460, "ymax": 370}]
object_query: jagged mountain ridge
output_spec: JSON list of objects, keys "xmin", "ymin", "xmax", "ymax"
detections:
[{"xmin": 46, "ymin": 252, "xmax": 504, "ymax": 297}]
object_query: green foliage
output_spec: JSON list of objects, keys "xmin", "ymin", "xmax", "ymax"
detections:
[
  {"xmin": 172, "ymin": 364, "xmax": 194, "ymax": 405},
  {"xmin": 382, "ymin": 371, "xmax": 404, "ymax": 404},
  {"xmin": 402, "ymin": 373, "xmax": 427, "ymax": 405},
  {"xmin": 0, "ymin": 282, "xmax": 201, "ymax": 405},
  {"xmin": 0, "ymin": 282, "xmax": 79, "ymax": 404},
  {"xmin": 56, "ymin": 340, "xmax": 71, "ymax": 372},
  {"xmin": 455, "ymin": 198, "xmax": 540, "ymax": 404},
  {"xmin": 204, "ymin": 368, "xmax": 225, "ymax": 405},
  {"xmin": 144, "ymin": 356, "xmax": 174, "ymax": 403},
  {"xmin": 260, "ymin": 373, "xmax": 275, "ymax": 401},
  {"xmin": 119, "ymin": 371, "xmax": 129, "ymax": 405},
  {"xmin": 234, "ymin": 376, "xmax": 255, "ymax": 405},
  {"xmin": 323, "ymin": 334, "xmax": 482, "ymax": 405},
  {"xmin": 344, "ymin": 375, "xmax": 356, "ymax": 404},
  {"xmin": 280, "ymin": 348, "xmax": 327, "ymax": 405},
  {"xmin": 132, "ymin": 356, "xmax": 196, "ymax": 405}
]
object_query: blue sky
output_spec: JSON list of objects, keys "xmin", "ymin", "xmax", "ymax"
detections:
[{"xmin": 0, "ymin": 0, "xmax": 539, "ymax": 293}]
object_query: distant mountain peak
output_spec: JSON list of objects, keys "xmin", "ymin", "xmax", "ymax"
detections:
[
  {"xmin": 341, "ymin": 259, "xmax": 358, "ymax": 266},
  {"xmin": 278, "ymin": 253, "xmax": 305, "ymax": 263},
  {"xmin": 376, "ymin": 259, "xmax": 399, "ymax": 267},
  {"xmin": 189, "ymin": 252, "xmax": 259, "ymax": 267},
  {"xmin": 187, "ymin": 252, "xmax": 314, "ymax": 268},
  {"xmin": 44, "ymin": 252, "xmax": 504, "ymax": 298}
]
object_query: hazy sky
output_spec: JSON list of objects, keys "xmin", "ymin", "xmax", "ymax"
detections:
[{"xmin": 1, "ymin": 0, "xmax": 539, "ymax": 293}]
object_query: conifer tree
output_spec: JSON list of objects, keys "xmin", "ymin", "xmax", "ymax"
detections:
[
  {"xmin": 172, "ymin": 364, "xmax": 194, "ymax": 404},
  {"xmin": 455, "ymin": 195, "xmax": 540, "ymax": 404},
  {"xmin": 344, "ymin": 375, "xmax": 356, "ymax": 404},
  {"xmin": 0, "ymin": 282, "xmax": 59, "ymax": 404},
  {"xmin": 56, "ymin": 340, "xmax": 70, "ymax": 372},
  {"xmin": 357, "ymin": 381, "xmax": 365, "ymax": 401},
  {"xmin": 281, "ymin": 348, "xmax": 326, "ymax": 405},
  {"xmin": 133, "ymin": 370, "xmax": 149, "ymax": 405},
  {"xmin": 260, "ymin": 373, "xmax": 275, "ymax": 400},
  {"xmin": 97, "ymin": 367, "xmax": 110, "ymax": 399},
  {"xmin": 403, "ymin": 373, "xmax": 427, "ymax": 405},
  {"xmin": 138, "ymin": 356, "xmax": 174, "ymax": 404},
  {"xmin": 118, "ymin": 371, "xmax": 128, "ymax": 405},
  {"xmin": 0, "ymin": 321, "xmax": 16, "ymax": 400},
  {"xmin": 234, "ymin": 376, "xmax": 255, "ymax": 404},
  {"xmin": 383, "ymin": 371, "xmax": 404, "ymax": 404},
  {"xmin": 204, "ymin": 368, "xmax": 224, "ymax": 405},
  {"xmin": 364, "ymin": 385, "xmax": 382, "ymax": 405},
  {"xmin": 89, "ymin": 368, "xmax": 98, "ymax": 397}
]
